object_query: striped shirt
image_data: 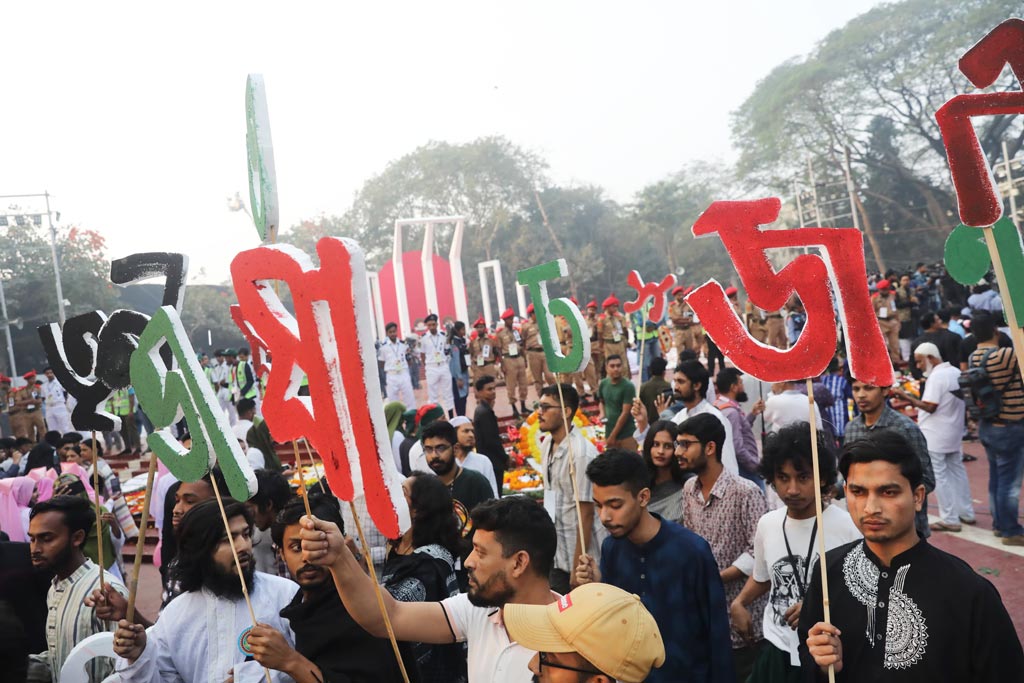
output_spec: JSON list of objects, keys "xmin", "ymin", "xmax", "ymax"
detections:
[
  {"xmin": 970, "ymin": 346, "xmax": 1024, "ymax": 423},
  {"xmin": 820, "ymin": 374, "xmax": 852, "ymax": 437},
  {"xmin": 46, "ymin": 559, "xmax": 126, "ymax": 683}
]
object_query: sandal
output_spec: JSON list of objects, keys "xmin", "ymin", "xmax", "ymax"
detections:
[{"xmin": 929, "ymin": 521, "xmax": 962, "ymax": 532}]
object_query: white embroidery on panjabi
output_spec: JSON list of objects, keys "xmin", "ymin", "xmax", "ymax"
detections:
[
  {"xmin": 883, "ymin": 565, "xmax": 928, "ymax": 670},
  {"xmin": 841, "ymin": 543, "xmax": 928, "ymax": 669}
]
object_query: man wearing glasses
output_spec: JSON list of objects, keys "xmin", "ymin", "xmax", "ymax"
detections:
[
  {"xmin": 538, "ymin": 384, "xmax": 598, "ymax": 594},
  {"xmin": 504, "ymin": 582, "xmax": 666, "ymax": 683}
]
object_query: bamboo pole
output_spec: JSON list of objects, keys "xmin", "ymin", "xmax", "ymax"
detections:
[
  {"xmin": 125, "ymin": 454, "xmax": 157, "ymax": 623},
  {"xmin": 90, "ymin": 431, "xmax": 105, "ymax": 591},
  {"xmin": 806, "ymin": 379, "xmax": 835, "ymax": 683}
]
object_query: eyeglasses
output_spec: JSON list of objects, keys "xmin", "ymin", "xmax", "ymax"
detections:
[
  {"xmin": 537, "ymin": 403, "xmax": 562, "ymax": 412},
  {"xmin": 538, "ymin": 652, "xmax": 602, "ymax": 676},
  {"xmin": 675, "ymin": 439, "xmax": 702, "ymax": 450},
  {"xmin": 422, "ymin": 444, "xmax": 452, "ymax": 455}
]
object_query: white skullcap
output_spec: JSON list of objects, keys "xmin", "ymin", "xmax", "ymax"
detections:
[
  {"xmin": 449, "ymin": 416, "xmax": 472, "ymax": 428},
  {"xmin": 913, "ymin": 342, "xmax": 942, "ymax": 359}
]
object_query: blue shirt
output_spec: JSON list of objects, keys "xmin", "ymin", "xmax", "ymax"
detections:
[
  {"xmin": 820, "ymin": 373, "xmax": 852, "ymax": 437},
  {"xmin": 600, "ymin": 513, "xmax": 735, "ymax": 683}
]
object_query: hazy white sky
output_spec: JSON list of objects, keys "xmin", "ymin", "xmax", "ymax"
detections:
[{"xmin": 1, "ymin": 1, "xmax": 882, "ymax": 286}]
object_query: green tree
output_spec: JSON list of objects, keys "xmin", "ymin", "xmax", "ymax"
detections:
[{"xmin": 731, "ymin": 0, "xmax": 1022, "ymax": 253}]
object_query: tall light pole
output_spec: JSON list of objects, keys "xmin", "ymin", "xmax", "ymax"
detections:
[{"xmin": 0, "ymin": 191, "xmax": 67, "ymax": 325}]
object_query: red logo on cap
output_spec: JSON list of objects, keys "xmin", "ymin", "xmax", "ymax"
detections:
[{"xmin": 557, "ymin": 595, "xmax": 573, "ymax": 612}]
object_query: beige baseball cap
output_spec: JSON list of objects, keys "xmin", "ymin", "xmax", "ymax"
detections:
[{"xmin": 503, "ymin": 583, "xmax": 665, "ymax": 683}]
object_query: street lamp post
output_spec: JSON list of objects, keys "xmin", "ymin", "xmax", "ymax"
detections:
[{"xmin": 0, "ymin": 275, "xmax": 18, "ymax": 376}]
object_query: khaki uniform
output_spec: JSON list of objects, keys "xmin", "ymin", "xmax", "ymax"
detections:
[
  {"xmin": 521, "ymin": 319, "xmax": 553, "ymax": 396},
  {"xmin": 495, "ymin": 326, "xmax": 529, "ymax": 405},
  {"xmin": 765, "ymin": 310, "xmax": 787, "ymax": 349},
  {"xmin": 10, "ymin": 385, "xmax": 44, "ymax": 440},
  {"xmin": 668, "ymin": 299, "xmax": 700, "ymax": 353},
  {"xmin": 555, "ymin": 316, "xmax": 588, "ymax": 396},
  {"xmin": 744, "ymin": 300, "xmax": 769, "ymax": 344},
  {"xmin": 600, "ymin": 312, "xmax": 630, "ymax": 376},
  {"xmin": 585, "ymin": 314, "xmax": 602, "ymax": 387},
  {"xmin": 874, "ymin": 293, "xmax": 901, "ymax": 363},
  {"xmin": 468, "ymin": 334, "xmax": 499, "ymax": 383}
]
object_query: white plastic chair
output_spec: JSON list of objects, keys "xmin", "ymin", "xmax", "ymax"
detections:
[{"xmin": 59, "ymin": 631, "xmax": 116, "ymax": 683}]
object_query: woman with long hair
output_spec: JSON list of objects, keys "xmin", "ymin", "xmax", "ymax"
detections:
[
  {"xmin": 447, "ymin": 321, "xmax": 470, "ymax": 417},
  {"xmin": 382, "ymin": 472, "xmax": 466, "ymax": 683},
  {"xmin": 641, "ymin": 420, "xmax": 688, "ymax": 522}
]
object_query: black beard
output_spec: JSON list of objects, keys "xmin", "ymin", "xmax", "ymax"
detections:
[
  {"xmin": 428, "ymin": 456, "xmax": 456, "ymax": 476},
  {"xmin": 34, "ymin": 541, "xmax": 74, "ymax": 575},
  {"xmin": 203, "ymin": 557, "xmax": 256, "ymax": 599},
  {"xmin": 467, "ymin": 569, "xmax": 515, "ymax": 608},
  {"xmin": 736, "ymin": 391, "xmax": 749, "ymax": 404}
]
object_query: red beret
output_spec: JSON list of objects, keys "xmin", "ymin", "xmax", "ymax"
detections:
[
  {"xmin": 22, "ymin": 370, "xmax": 36, "ymax": 379},
  {"xmin": 569, "ymin": 296, "xmax": 579, "ymax": 306},
  {"xmin": 671, "ymin": 286, "xmax": 685, "ymax": 295},
  {"xmin": 602, "ymin": 295, "xmax": 620, "ymax": 308},
  {"xmin": 473, "ymin": 316, "xmax": 486, "ymax": 327},
  {"xmin": 500, "ymin": 307, "xmax": 515, "ymax": 320},
  {"xmin": 0, "ymin": 375, "xmax": 9, "ymax": 384},
  {"xmin": 725, "ymin": 286, "xmax": 739, "ymax": 297},
  {"xmin": 586, "ymin": 300, "xmax": 598, "ymax": 309},
  {"xmin": 876, "ymin": 279, "xmax": 891, "ymax": 290},
  {"xmin": 527, "ymin": 303, "xmax": 535, "ymax": 315},
  {"xmin": 683, "ymin": 286, "xmax": 695, "ymax": 296}
]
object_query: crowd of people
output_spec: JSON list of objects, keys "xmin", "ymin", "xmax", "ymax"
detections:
[{"xmin": 0, "ymin": 260, "xmax": 1022, "ymax": 682}]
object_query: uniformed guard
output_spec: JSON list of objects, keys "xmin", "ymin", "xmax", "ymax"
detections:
[
  {"xmin": 585, "ymin": 300, "xmax": 603, "ymax": 384},
  {"xmin": 744, "ymin": 298, "xmax": 769, "ymax": 344},
  {"xmin": 378, "ymin": 321, "xmax": 416, "ymax": 406},
  {"xmin": 495, "ymin": 307, "xmax": 528, "ymax": 417},
  {"xmin": 668, "ymin": 285, "xmax": 698, "ymax": 354},
  {"xmin": 11, "ymin": 371, "xmax": 45, "ymax": 440},
  {"xmin": 599, "ymin": 295, "xmax": 630, "ymax": 377},
  {"xmin": 556, "ymin": 309, "xmax": 588, "ymax": 398},
  {"xmin": 417, "ymin": 313, "xmax": 455, "ymax": 413},
  {"xmin": 468, "ymin": 316, "xmax": 498, "ymax": 383},
  {"xmin": 521, "ymin": 304, "xmax": 553, "ymax": 399}
]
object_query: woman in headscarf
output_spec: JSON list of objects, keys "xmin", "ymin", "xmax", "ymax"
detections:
[
  {"xmin": 396, "ymin": 409, "xmax": 419, "ymax": 476},
  {"xmin": 0, "ymin": 476, "xmax": 34, "ymax": 541},
  {"xmin": 382, "ymin": 473, "xmax": 467, "ymax": 683}
]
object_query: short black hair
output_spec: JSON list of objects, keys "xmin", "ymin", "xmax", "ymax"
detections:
[
  {"xmin": 62, "ymin": 432, "xmax": 84, "ymax": 444},
  {"xmin": 251, "ymin": 469, "xmax": 293, "ymax": 513},
  {"xmin": 175, "ymin": 499, "xmax": 253, "ymax": 593},
  {"xmin": 839, "ymin": 431, "xmax": 923, "ymax": 489},
  {"xmin": 715, "ymin": 367, "xmax": 744, "ymax": 394},
  {"xmin": 470, "ymin": 496, "xmax": 556, "ymax": 578},
  {"xmin": 586, "ymin": 449, "xmax": 651, "ymax": 496},
  {"xmin": 14, "ymin": 437, "xmax": 32, "ymax": 449},
  {"xmin": 425, "ymin": 313, "xmax": 438, "ymax": 323},
  {"xmin": 474, "ymin": 375, "xmax": 496, "ymax": 392},
  {"xmin": 236, "ymin": 398, "xmax": 256, "ymax": 416},
  {"xmin": 760, "ymin": 422, "xmax": 836, "ymax": 493},
  {"xmin": 238, "ymin": 347, "xmax": 250, "ymax": 356},
  {"xmin": 605, "ymin": 353, "xmax": 623, "ymax": 365},
  {"xmin": 919, "ymin": 312, "xmax": 937, "ymax": 330},
  {"xmin": 201, "ymin": 467, "xmax": 229, "ymax": 496},
  {"xmin": 540, "ymin": 384, "xmax": 579, "ymax": 417},
  {"xmin": 676, "ymin": 413, "xmax": 725, "ymax": 461},
  {"xmin": 937, "ymin": 309, "xmax": 951, "ymax": 324},
  {"xmin": 386, "ymin": 322, "xmax": 398, "ymax": 332},
  {"xmin": 421, "ymin": 421, "xmax": 457, "ymax": 445},
  {"xmin": 648, "ymin": 357, "xmax": 668, "ymax": 377},
  {"xmin": 44, "ymin": 431, "xmax": 62, "ymax": 448},
  {"xmin": 676, "ymin": 360, "xmax": 709, "ymax": 398},
  {"xmin": 970, "ymin": 313, "xmax": 996, "ymax": 343},
  {"xmin": 641, "ymin": 420, "xmax": 685, "ymax": 486},
  {"xmin": 677, "ymin": 349, "xmax": 698, "ymax": 363},
  {"xmin": 29, "ymin": 496, "xmax": 94, "ymax": 551},
  {"xmin": 271, "ymin": 493, "xmax": 344, "ymax": 548}
]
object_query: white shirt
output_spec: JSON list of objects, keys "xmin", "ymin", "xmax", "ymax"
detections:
[
  {"xmin": 378, "ymin": 338, "xmax": 410, "ymax": 373},
  {"xmin": 671, "ymin": 399, "xmax": 739, "ymax": 475},
  {"xmin": 42, "ymin": 377, "xmax": 67, "ymax": 410},
  {"xmin": 763, "ymin": 390, "xmax": 822, "ymax": 433},
  {"xmin": 442, "ymin": 592, "xmax": 559, "ymax": 683},
  {"xmin": 917, "ymin": 362, "xmax": 966, "ymax": 453},
  {"xmin": 752, "ymin": 506, "xmax": 861, "ymax": 665},
  {"xmin": 459, "ymin": 450, "xmax": 500, "ymax": 496},
  {"xmin": 208, "ymin": 361, "xmax": 231, "ymax": 402},
  {"xmin": 116, "ymin": 572, "xmax": 298, "ymax": 683},
  {"xmin": 418, "ymin": 332, "xmax": 449, "ymax": 367}
]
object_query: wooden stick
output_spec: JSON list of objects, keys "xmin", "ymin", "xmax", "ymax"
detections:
[
  {"xmin": 983, "ymin": 228, "xmax": 1024, "ymax": 383},
  {"xmin": 637, "ymin": 308, "xmax": 648, "ymax": 383},
  {"xmin": 806, "ymin": 379, "xmax": 835, "ymax": 683},
  {"xmin": 302, "ymin": 439, "xmax": 327, "ymax": 494},
  {"xmin": 125, "ymin": 454, "xmax": 157, "ymax": 623},
  {"xmin": 554, "ymin": 380, "xmax": 587, "ymax": 559},
  {"xmin": 292, "ymin": 440, "xmax": 313, "ymax": 518},
  {"xmin": 208, "ymin": 473, "xmax": 272, "ymax": 683},
  {"xmin": 90, "ymin": 431, "xmax": 105, "ymax": 591},
  {"xmin": 347, "ymin": 500, "xmax": 411, "ymax": 683}
]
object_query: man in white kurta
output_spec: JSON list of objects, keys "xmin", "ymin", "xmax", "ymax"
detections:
[
  {"xmin": 417, "ymin": 314, "xmax": 454, "ymax": 413},
  {"xmin": 114, "ymin": 501, "xmax": 298, "ymax": 683}
]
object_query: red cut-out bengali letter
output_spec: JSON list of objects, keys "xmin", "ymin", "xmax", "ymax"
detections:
[
  {"xmin": 935, "ymin": 18, "xmax": 1024, "ymax": 228},
  {"xmin": 623, "ymin": 271, "xmax": 677, "ymax": 322},
  {"xmin": 231, "ymin": 238, "xmax": 409, "ymax": 538},
  {"xmin": 685, "ymin": 198, "xmax": 893, "ymax": 386}
]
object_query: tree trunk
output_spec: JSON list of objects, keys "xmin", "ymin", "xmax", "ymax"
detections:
[{"xmin": 853, "ymin": 191, "xmax": 887, "ymax": 273}]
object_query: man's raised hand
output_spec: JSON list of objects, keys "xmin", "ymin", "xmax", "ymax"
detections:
[{"xmin": 299, "ymin": 514, "xmax": 348, "ymax": 568}]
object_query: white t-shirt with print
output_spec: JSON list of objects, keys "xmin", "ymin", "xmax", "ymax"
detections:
[{"xmin": 752, "ymin": 505, "xmax": 862, "ymax": 665}]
